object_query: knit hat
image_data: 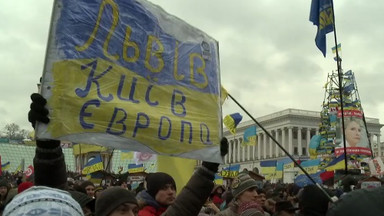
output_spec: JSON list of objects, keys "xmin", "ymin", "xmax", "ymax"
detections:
[
  {"xmin": 3, "ymin": 186, "xmax": 84, "ymax": 216},
  {"xmin": 146, "ymin": 172, "xmax": 176, "ymax": 198},
  {"xmin": 69, "ymin": 190, "xmax": 95, "ymax": 211},
  {"xmin": 231, "ymin": 173, "xmax": 258, "ymax": 198},
  {"xmin": 17, "ymin": 182, "xmax": 34, "ymax": 193},
  {"xmin": 95, "ymin": 187, "xmax": 138, "ymax": 216},
  {"xmin": 238, "ymin": 201, "xmax": 263, "ymax": 216}
]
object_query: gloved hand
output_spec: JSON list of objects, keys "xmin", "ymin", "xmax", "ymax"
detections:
[
  {"xmin": 28, "ymin": 93, "xmax": 50, "ymax": 128},
  {"xmin": 202, "ymin": 137, "xmax": 229, "ymax": 173}
]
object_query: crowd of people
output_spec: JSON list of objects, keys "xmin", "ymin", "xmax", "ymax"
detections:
[{"xmin": 1, "ymin": 94, "xmax": 383, "ymax": 216}]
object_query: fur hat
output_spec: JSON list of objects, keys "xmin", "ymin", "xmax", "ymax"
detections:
[
  {"xmin": 0, "ymin": 179, "xmax": 9, "ymax": 189},
  {"xmin": 231, "ymin": 173, "xmax": 258, "ymax": 198},
  {"xmin": 95, "ymin": 187, "xmax": 137, "ymax": 216},
  {"xmin": 146, "ymin": 172, "xmax": 176, "ymax": 198},
  {"xmin": 3, "ymin": 186, "xmax": 84, "ymax": 216}
]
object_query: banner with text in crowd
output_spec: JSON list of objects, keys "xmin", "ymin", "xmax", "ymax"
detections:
[
  {"xmin": 260, "ymin": 160, "xmax": 277, "ymax": 180},
  {"xmin": 219, "ymin": 164, "xmax": 240, "ymax": 178},
  {"xmin": 37, "ymin": 0, "xmax": 222, "ymax": 162}
]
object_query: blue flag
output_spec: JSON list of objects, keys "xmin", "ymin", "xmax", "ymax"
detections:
[{"xmin": 309, "ymin": 0, "xmax": 334, "ymax": 57}]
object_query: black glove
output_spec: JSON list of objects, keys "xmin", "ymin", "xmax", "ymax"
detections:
[
  {"xmin": 28, "ymin": 93, "xmax": 50, "ymax": 129},
  {"xmin": 202, "ymin": 137, "xmax": 229, "ymax": 173}
]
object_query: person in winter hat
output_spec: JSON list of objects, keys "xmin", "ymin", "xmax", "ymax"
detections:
[
  {"xmin": 95, "ymin": 187, "xmax": 138, "ymax": 216},
  {"xmin": 136, "ymin": 172, "xmax": 177, "ymax": 215},
  {"xmin": 298, "ymin": 185, "xmax": 332, "ymax": 216},
  {"xmin": 216, "ymin": 173, "xmax": 259, "ymax": 216},
  {"xmin": 3, "ymin": 186, "xmax": 84, "ymax": 216}
]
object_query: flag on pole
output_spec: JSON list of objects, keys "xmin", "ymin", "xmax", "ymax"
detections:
[
  {"xmin": 242, "ymin": 125, "xmax": 257, "ymax": 146},
  {"xmin": 14, "ymin": 159, "xmax": 25, "ymax": 174},
  {"xmin": 1, "ymin": 162, "xmax": 10, "ymax": 171},
  {"xmin": 325, "ymin": 154, "xmax": 346, "ymax": 171},
  {"xmin": 331, "ymin": 43, "xmax": 341, "ymax": 53},
  {"xmin": 223, "ymin": 113, "xmax": 243, "ymax": 134},
  {"xmin": 82, "ymin": 155, "xmax": 104, "ymax": 174},
  {"xmin": 309, "ymin": 0, "xmax": 334, "ymax": 57}
]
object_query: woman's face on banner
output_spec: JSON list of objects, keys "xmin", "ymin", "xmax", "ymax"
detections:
[{"xmin": 345, "ymin": 120, "xmax": 361, "ymax": 147}]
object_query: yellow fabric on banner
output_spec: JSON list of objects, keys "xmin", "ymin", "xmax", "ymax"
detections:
[
  {"xmin": 73, "ymin": 144, "xmax": 108, "ymax": 155},
  {"xmin": 49, "ymin": 59, "xmax": 220, "ymax": 155},
  {"xmin": 157, "ymin": 155, "xmax": 196, "ymax": 195},
  {"xmin": 283, "ymin": 162, "xmax": 294, "ymax": 170},
  {"xmin": 121, "ymin": 151, "xmax": 134, "ymax": 160},
  {"xmin": 220, "ymin": 86, "xmax": 228, "ymax": 105}
]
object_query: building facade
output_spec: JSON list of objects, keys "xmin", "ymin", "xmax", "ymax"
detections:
[{"xmin": 223, "ymin": 108, "xmax": 383, "ymax": 172}]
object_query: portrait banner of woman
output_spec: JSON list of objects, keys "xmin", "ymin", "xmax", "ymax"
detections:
[{"xmin": 334, "ymin": 110, "xmax": 372, "ymax": 156}]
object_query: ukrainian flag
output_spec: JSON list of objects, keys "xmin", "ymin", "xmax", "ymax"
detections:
[
  {"xmin": 128, "ymin": 164, "xmax": 144, "ymax": 173},
  {"xmin": 299, "ymin": 159, "xmax": 320, "ymax": 174},
  {"xmin": 242, "ymin": 125, "xmax": 257, "ymax": 146},
  {"xmin": 82, "ymin": 155, "xmax": 104, "ymax": 174},
  {"xmin": 223, "ymin": 113, "xmax": 243, "ymax": 134},
  {"xmin": 214, "ymin": 174, "xmax": 223, "ymax": 185},
  {"xmin": 325, "ymin": 154, "xmax": 346, "ymax": 171},
  {"xmin": 1, "ymin": 162, "xmax": 10, "ymax": 170}
]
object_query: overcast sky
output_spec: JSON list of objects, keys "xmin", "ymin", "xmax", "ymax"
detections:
[{"xmin": 0, "ymin": 0, "xmax": 383, "ymax": 137}]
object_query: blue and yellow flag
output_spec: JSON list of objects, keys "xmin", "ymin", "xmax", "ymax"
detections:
[
  {"xmin": 260, "ymin": 160, "xmax": 277, "ymax": 180},
  {"xmin": 14, "ymin": 159, "xmax": 25, "ymax": 174},
  {"xmin": 224, "ymin": 113, "xmax": 243, "ymax": 134},
  {"xmin": 325, "ymin": 154, "xmax": 346, "ymax": 171},
  {"xmin": 220, "ymin": 164, "xmax": 240, "ymax": 178},
  {"xmin": 242, "ymin": 125, "xmax": 257, "ymax": 146},
  {"xmin": 82, "ymin": 155, "xmax": 104, "ymax": 174},
  {"xmin": 128, "ymin": 163, "xmax": 144, "ymax": 173},
  {"xmin": 309, "ymin": 0, "xmax": 334, "ymax": 57},
  {"xmin": 1, "ymin": 162, "xmax": 10, "ymax": 171},
  {"xmin": 331, "ymin": 43, "xmax": 341, "ymax": 53},
  {"xmin": 214, "ymin": 174, "xmax": 224, "ymax": 185},
  {"xmin": 299, "ymin": 159, "xmax": 320, "ymax": 174},
  {"xmin": 86, "ymin": 171, "xmax": 103, "ymax": 184}
]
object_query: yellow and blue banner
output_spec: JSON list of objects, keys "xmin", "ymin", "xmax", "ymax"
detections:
[
  {"xmin": 325, "ymin": 154, "xmax": 346, "ymax": 171},
  {"xmin": 309, "ymin": 0, "xmax": 334, "ymax": 57},
  {"xmin": 242, "ymin": 125, "xmax": 257, "ymax": 146},
  {"xmin": 128, "ymin": 163, "xmax": 144, "ymax": 173},
  {"xmin": 276, "ymin": 158, "xmax": 294, "ymax": 178},
  {"xmin": 87, "ymin": 171, "xmax": 103, "ymax": 184},
  {"xmin": 260, "ymin": 160, "xmax": 277, "ymax": 180},
  {"xmin": 294, "ymin": 171, "xmax": 323, "ymax": 187},
  {"xmin": 220, "ymin": 164, "xmax": 240, "ymax": 178},
  {"xmin": 82, "ymin": 155, "xmax": 104, "ymax": 174},
  {"xmin": 1, "ymin": 162, "xmax": 10, "ymax": 171},
  {"xmin": 223, "ymin": 113, "xmax": 243, "ymax": 135},
  {"xmin": 72, "ymin": 143, "xmax": 108, "ymax": 156},
  {"xmin": 38, "ymin": 0, "xmax": 222, "ymax": 163},
  {"xmin": 299, "ymin": 159, "xmax": 320, "ymax": 174}
]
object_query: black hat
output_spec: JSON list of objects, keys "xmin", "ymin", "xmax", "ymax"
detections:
[
  {"xmin": 68, "ymin": 190, "xmax": 95, "ymax": 211},
  {"xmin": 275, "ymin": 201, "xmax": 298, "ymax": 212},
  {"xmin": 146, "ymin": 172, "xmax": 176, "ymax": 198},
  {"xmin": 95, "ymin": 187, "xmax": 137, "ymax": 216}
]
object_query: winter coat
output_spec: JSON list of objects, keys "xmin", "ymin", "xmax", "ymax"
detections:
[
  {"xmin": 215, "ymin": 206, "xmax": 238, "ymax": 216},
  {"xmin": 137, "ymin": 190, "xmax": 167, "ymax": 216}
]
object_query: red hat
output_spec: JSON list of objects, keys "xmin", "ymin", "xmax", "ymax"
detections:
[{"xmin": 18, "ymin": 182, "xmax": 34, "ymax": 193}]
